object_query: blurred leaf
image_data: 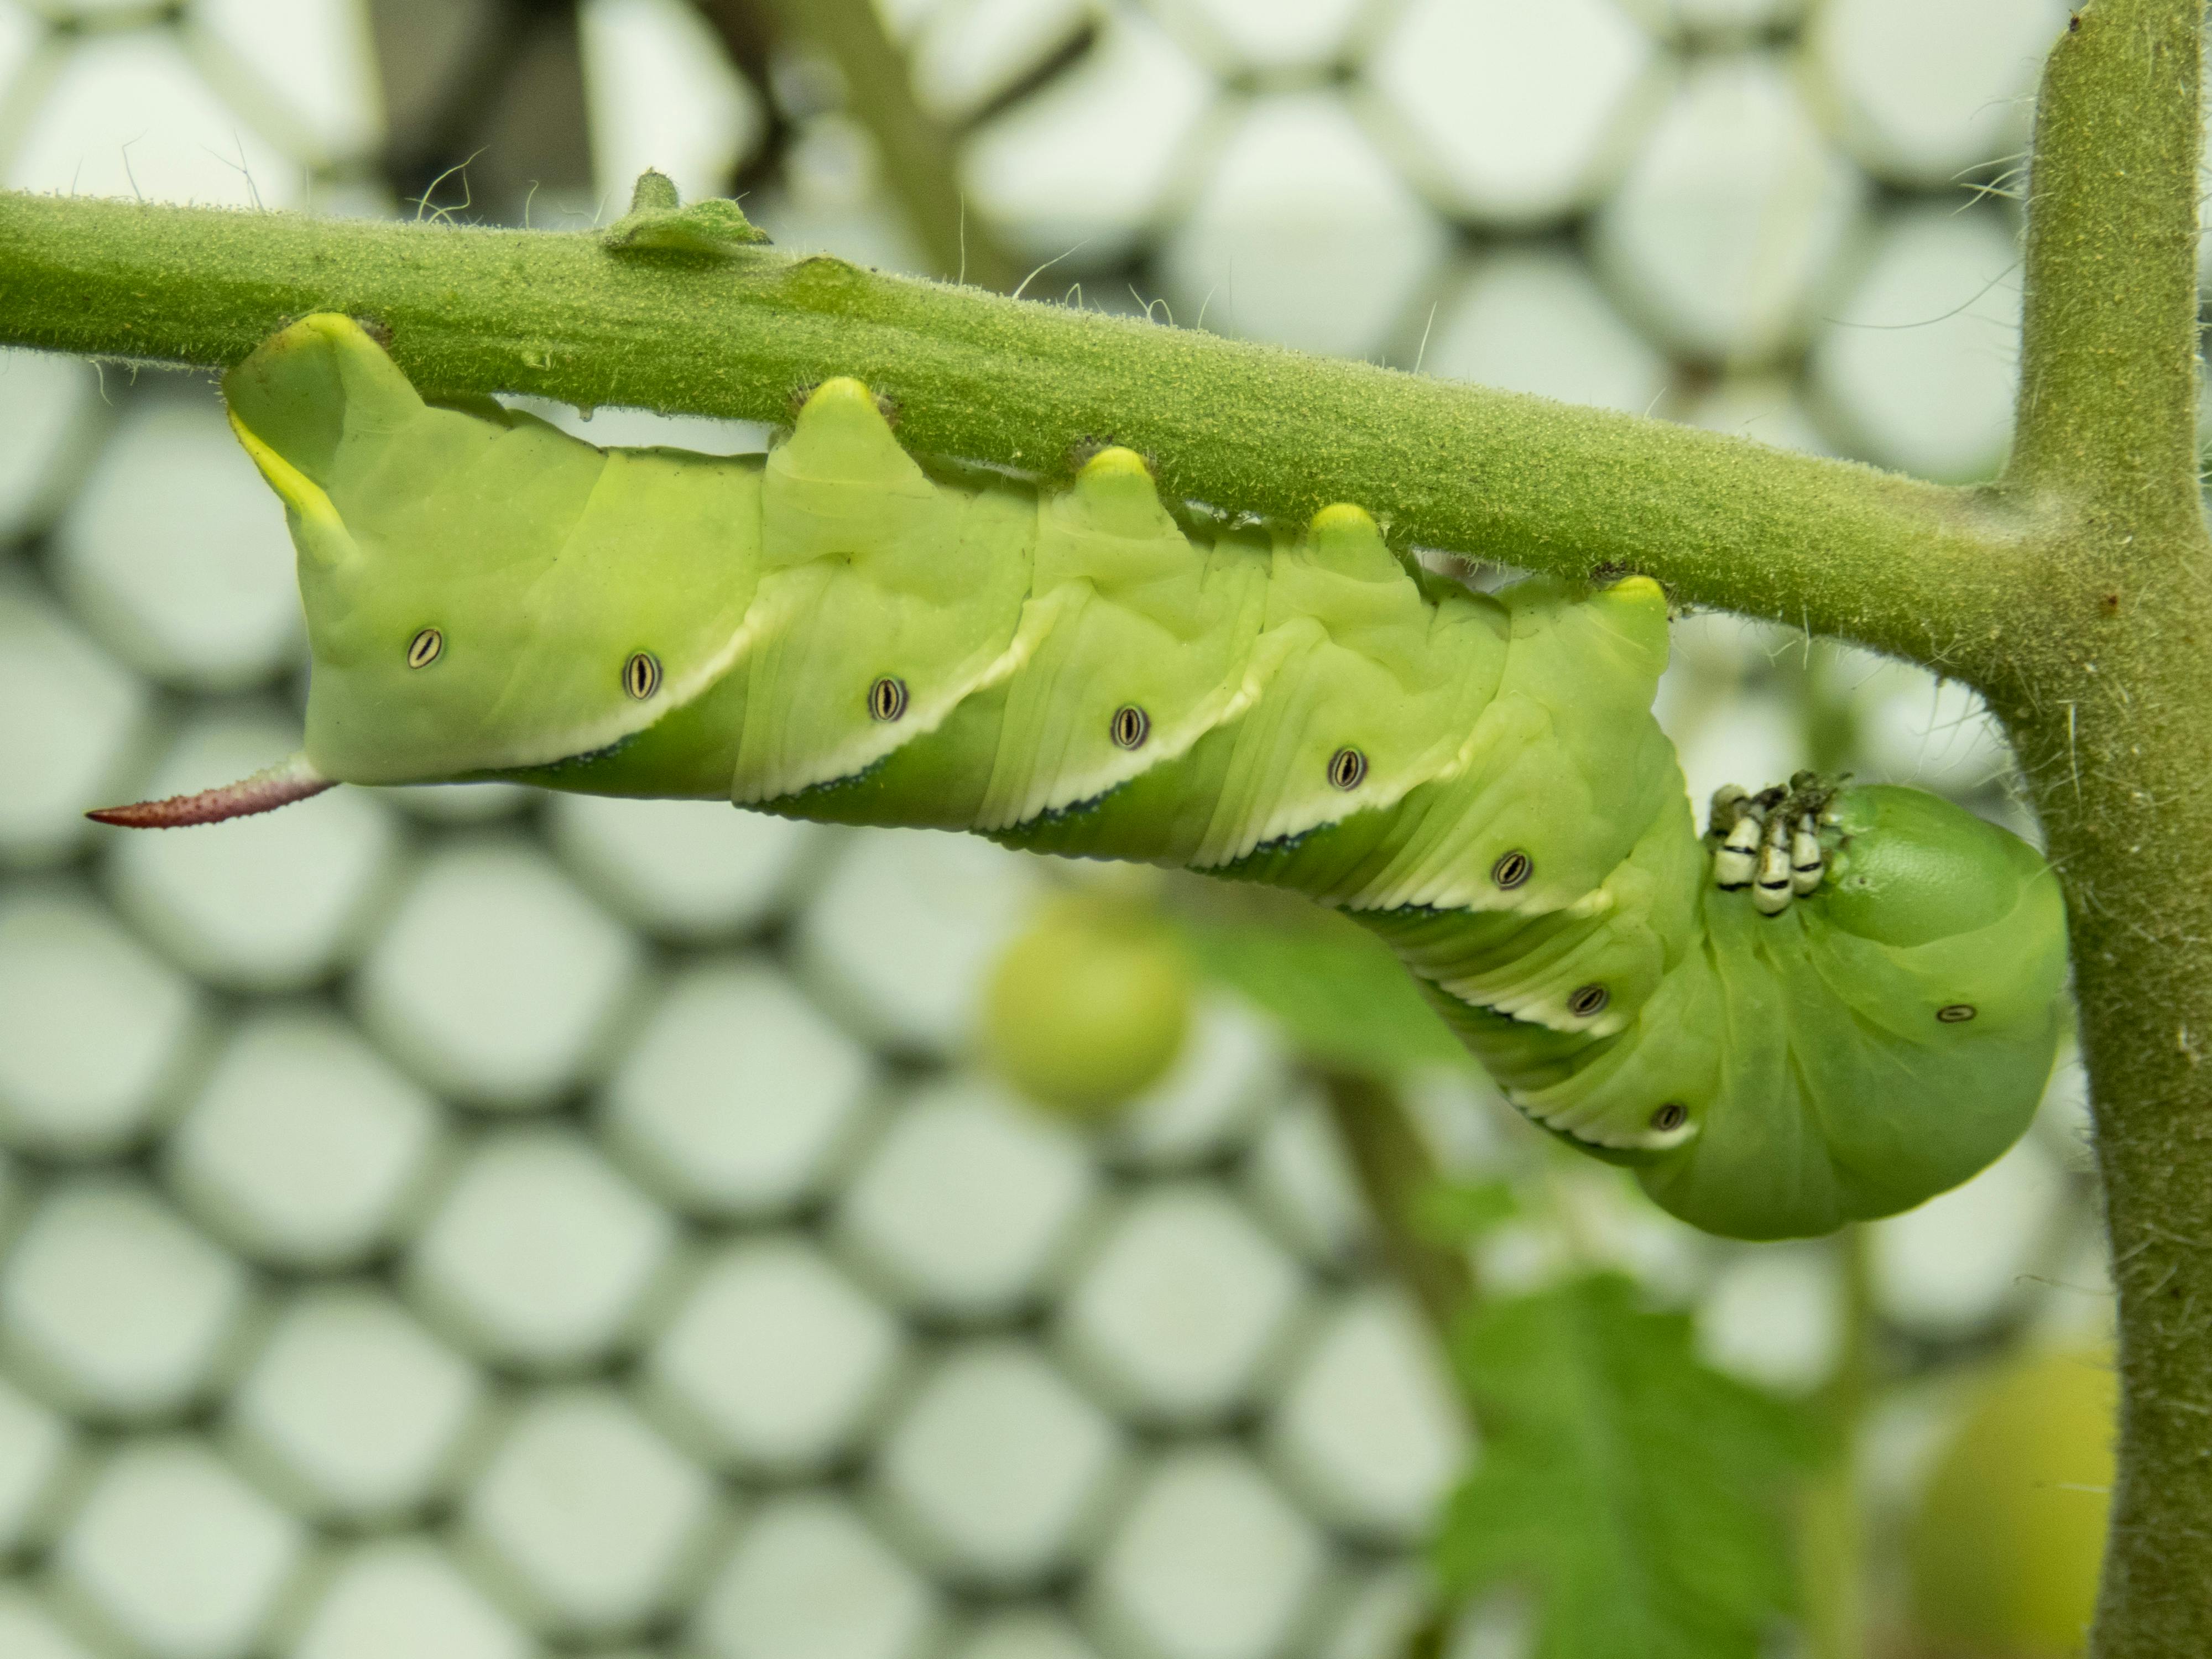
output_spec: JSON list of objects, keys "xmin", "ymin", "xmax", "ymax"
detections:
[
  {"xmin": 1437, "ymin": 1274, "xmax": 1813, "ymax": 1659},
  {"xmin": 1411, "ymin": 1177, "xmax": 1520, "ymax": 1243},
  {"xmin": 1177, "ymin": 907, "xmax": 1470, "ymax": 1076}
]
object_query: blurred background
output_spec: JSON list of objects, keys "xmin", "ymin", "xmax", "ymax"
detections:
[{"xmin": 0, "ymin": 2, "xmax": 2119, "ymax": 1657}]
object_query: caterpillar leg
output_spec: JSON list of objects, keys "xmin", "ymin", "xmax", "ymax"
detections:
[{"xmin": 1705, "ymin": 773, "xmax": 1838, "ymax": 916}]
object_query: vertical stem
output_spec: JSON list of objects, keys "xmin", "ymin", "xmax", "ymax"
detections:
[
  {"xmin": 1996, "ymin": 6, "xmax": 2212, "ymax": 1653},
  {"xmin": 1800, "ymin": 1227, "xmax": 1874, "ymax": 1659},
  {"xmin": 1319, "ymin": 1072, "xmax": 1480, "ymax": 1659},
  {"xmin": 2008, "ymin": 1, "xmax": 2204, "ymax": 529},
  {"xmin": 1319, "ymin": 1070, "xmax": 1478, "ymax": 1335},
  {"xmin": 742, "ymin": 0, "xmax": 1022, "ymax": 290}
]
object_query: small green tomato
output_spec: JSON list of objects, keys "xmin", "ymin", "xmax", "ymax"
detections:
[
  {"xmin": 981, "ymin": 898, "xmax": 1194, "ymax": 1118},
  {"xmin": 1907, "ymin": 1346, "xmax": 2115, "ymax": 1658}
]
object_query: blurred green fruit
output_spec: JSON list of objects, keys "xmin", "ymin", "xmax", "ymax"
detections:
[
  {"xmin": 1906, "ymin": 1347, "xmax": 2115, "ymax": 1657},
  {"xmin": 981, "ymin": 897, "xmax": 1193, "ymax": 1117}
]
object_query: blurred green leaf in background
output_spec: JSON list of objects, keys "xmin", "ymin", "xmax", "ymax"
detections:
[
  {"xmin": 1178, "ymin": 896, "xmax": 1472, "ymax": 1077},
  {"xmin": 1436, "ymin": 1274, "xmax": 1814, "ymax": 1659}
]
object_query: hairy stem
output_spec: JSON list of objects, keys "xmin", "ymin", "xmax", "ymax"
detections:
[
  {"xmin": 2009, "ymin": 4, "xmax": 2205, "ymax": 531},
  {"xmin": 0, "ymin": 188, "xmax": 2022, "ymax": 669},
  {"xmin": 1995, "ymin": 4, "xmax": 2212, "ymax": 1655}
]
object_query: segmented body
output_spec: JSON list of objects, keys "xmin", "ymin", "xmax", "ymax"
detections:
[{"xmin": 182, "ymin": 315, "xmax": 2070, "ymax": 1239}]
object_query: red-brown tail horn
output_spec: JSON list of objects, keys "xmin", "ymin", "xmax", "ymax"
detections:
[{"xmin": 87, "ymin": 754, "xmax": 335, "ymax": 828}]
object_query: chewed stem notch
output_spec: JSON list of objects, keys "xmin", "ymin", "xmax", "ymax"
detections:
[{"xmin": 86, "ymin": 753, "xmax": 335, "ymax": 828}]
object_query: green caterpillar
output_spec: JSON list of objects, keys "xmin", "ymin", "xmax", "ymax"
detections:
[{"xmin": 96, "ymin": 314, "xmax": 2069, "ymax": 1240}]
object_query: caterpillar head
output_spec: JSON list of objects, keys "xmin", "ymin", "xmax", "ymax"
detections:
[
  {"xmin": 1637, "ymin": 781, "xmax": 2069, "ymax": 1239},
  {"xmin": 1817, "ymin": 786, "xmax": 2055, "ymax": 949}
]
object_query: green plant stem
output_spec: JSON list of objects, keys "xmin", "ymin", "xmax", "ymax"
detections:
[
  {"xmin": 0, "ymin": 187, "xmax": 2021, "ymax": 668},
  {"xmin": 1319, "ymin": 1070, "xmax": 1477, "ymax": 1334},
  {"xmin": 2009, "ymin": 8, "xmax": 2204, "ymax": 526},
  {"xmin": 1980, "ymin": 6, "xmax": 2212, "ymax": 1654},
  {"xmin": 738, "ymin": 0, "xmax": 1022, "ymax": 290},
  {"xmin": 1318, "ymin": 1070, "xmax": 1477, "ymax": 1659},
  {"xmin": 1799, "ymin": 1227, "xmax": 1873, "ymax": 1659}
]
